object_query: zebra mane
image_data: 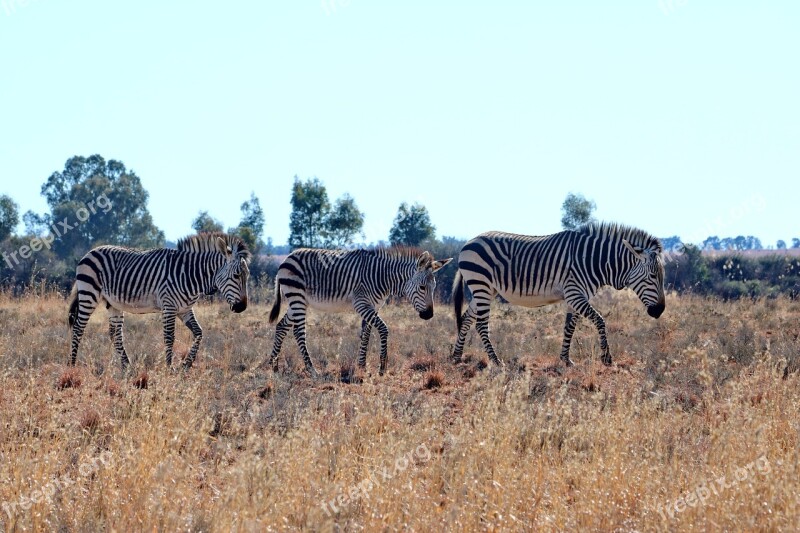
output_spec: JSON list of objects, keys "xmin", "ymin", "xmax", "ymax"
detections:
[
  {"xmin": 176, "ymin": 232, "xmax": 252, "ymax": 260},
  {"xmin": 576, "ymin": 222, "xmax": 663, "ymax": 253}
]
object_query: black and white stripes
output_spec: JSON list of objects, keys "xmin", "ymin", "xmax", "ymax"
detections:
[
  {"xmin": 67, "ymin": 232, "xmax": 250, "ymax": 369},
  {"xmin": 268, "ymin": 247, "xmax": 451, "ymax": 375},
  {"xmin": 452, "ymin": 222, "xmax": 665, "ymax": 367}
]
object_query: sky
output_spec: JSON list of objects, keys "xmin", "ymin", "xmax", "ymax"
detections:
[{"xmin": 1, "ymin": 1, "xmax": 798, "ymax": 248}]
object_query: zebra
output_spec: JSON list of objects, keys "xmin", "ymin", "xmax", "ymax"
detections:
[
  {"xmin": 268, "ymin": 247, "xmax": 452, "ymax": 376},
  {"xmin": 67, "ymin": 232, "xmax": 250, "ymax": 370},
  {"xmin": 452, "ymin": 222, "xmax": 665, "ymax": 367}
]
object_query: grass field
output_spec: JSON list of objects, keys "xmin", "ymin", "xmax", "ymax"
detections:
[{"xmin": 1, "ymin": 289, "xmax": 799, "ymax": 531}]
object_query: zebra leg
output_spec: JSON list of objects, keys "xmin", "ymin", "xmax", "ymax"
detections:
[
  {"xmin": 180, "ymin": 309, "xmax": 203, "ymax": 370},
  {"xmin": 162, "ymin": 308, "xmax": 177, "ymax": 368},
  {"xmin": 476, "ymin": 317, "xmax": 502, "ymax": 366},
  {"xmin": 357, "ymin": 319, "xmax": 372, "ymax": 368},
  {"xmin": 452, "ymin": 307, "xmax": 477, "ymax": 362},
  {"xmin": 355, "ymin": 302, "xmax": 390, "ymax": 375},
  {"xmin": 568, "ymin": 298, "xmax": 612, "ymax": 366},
  {"xmin": 108, "ymin": 309, "xmax": 130, "ymax": 369},
  {"xmin": 292, "ymin": 319, "xmax": 317, "ymax": 377},
  {"xmin": 69, "ymin": 292, "xmax": 100, "ymax": 365},
  {"xmin": 269, "ymin": 314, "xmax": 292, "ymax": 372},
  {"xmin": 559, "ymin": 312, "xmax": 579, "ymax": 367}
]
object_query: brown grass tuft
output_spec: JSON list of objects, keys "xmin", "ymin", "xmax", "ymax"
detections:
[
  {"xmin": 133, "ymin": 371, "xmax": 149, "ymax": 389},
  {"xmin": 410, "ymin": 356, "xmax": 436, "ymax": 372},
  {"xmin": 57, "ymin": 368, "xmax": 82, "ymax": 390},
  {"xmin": 79, "ymin": 408, "xmax": 101, "ymax": 432},
  {"xmin": 423, "ymin": 370, "xmax": 444, "ymax": 390}
]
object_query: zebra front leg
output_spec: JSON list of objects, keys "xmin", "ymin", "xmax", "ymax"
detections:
[
  {"xmin": 108, "ymin": 309, "xmax": 130, "ymax": 369},
  {"xmin": 162, "ymin": 308, "xmax": 177, "ymax": 368},
  {"xmin": 269, "ymin": 314, "xmax": 292, "ymax": 372},
  {"xmin": 559, "ymin": 312, "xmax": 579, "ymax": 367},
  {"xmin": 180, "ymin": 309, "xmax": 203, "ymax": 370},
  {"xmin": 357, "ymin": 319, "xmax": 372, "ymax": 369},
  {"xmin": 452, "ymin": 307, "xmax": 476, "ymax": 362},
  {"xmin": 567, "ymin": 297, "xmax": 612, "ymax": 366},
  {"xmin": 356, "ymin": 303, "xmax": 390, "ymax": 375}
]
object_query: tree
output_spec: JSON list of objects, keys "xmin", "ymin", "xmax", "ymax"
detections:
[
  {"xmin": 192, "ymin": 211, "xmax": 224, "ymax": 233},
  {"xmin": 289, "ymin": 177, "xmax": 330, "ymax": 249},
  {"xmin": 30, "ymin": 155, "xmax": 164, "ymax": 259},
  {"xmin": 230, "ymin": 193, "xmax": 265, "ymax": 253},
  {"xmin": 389, "ymin": 202, "xmax": 436, "ymax": 246},
  {"xmin": 288, "ymin": 177, "xmax": 365, "ymax": 249},
  {"xmin": 793, "ymin": 238, "xmax": 800, "ymax": 249},
  {"xmin": 0, "ymin": 195, "xmax": 19, "ymax": 242},
  {"xmin": 561, "ymin": 193, "xmax": 596, "ymax": 230},
  {"xmin": 703, "ymin": 236, "xmax": 722, "ymax": 251},
  {"xmin": 324, "ymin": 194, "xmax": 364, "ymax": 247},
  {"xmin": 777, "ymin": 240, "xmax": 787, "ymax": 250}
]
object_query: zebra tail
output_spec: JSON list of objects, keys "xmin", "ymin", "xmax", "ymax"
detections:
[
  {"xmin": 67, "ymin": 283, "xmax": 79, "ymax": 329},
  {"xmin": 453, "ymin": 270, "xmax": 464, "ymax": 332},
  {"xmin": 268, "ymin": 277, "xmax": 282, "ymax": 324}
]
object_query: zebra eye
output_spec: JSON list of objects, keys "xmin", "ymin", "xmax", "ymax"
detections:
[{"xmin": 420, "ymin": 285, "xmax": 427, "ymax": 292}]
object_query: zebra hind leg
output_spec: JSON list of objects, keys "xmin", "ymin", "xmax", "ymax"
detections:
[
  {"xmin": 291, "ymin": 315, "xmax": 317, "ymax": 377},
  {"xmin": 452, "ymin": 307, "xmax": 477, "ymax": 362},
  {"xmin": 475, "ymin": 317, "xmax": 502, "ymax": 366},
  {"xmin": 357, "ymin": 319, "xmax": 371, "ymax": 368},
  {"xmin": 559, "ymin": 312, "xmax": 579, "ymax": 367},
  {"xmin": 162, "ymin": 308, "xmax": 178, "ymax": 368},
  {"xmin": 69, "ymin": 292, "xmax": 100, "ymax": 366},
  {"xmin": 180, "ymin": 309, "xmax": 203, "ymax": 370},
  {"xmin": 269, "ymin": 314, "xmax": 292, "ymax": 372},
  {"xmin": 108, "ymin": 309, "xmax": 130, "ymax": 369}
]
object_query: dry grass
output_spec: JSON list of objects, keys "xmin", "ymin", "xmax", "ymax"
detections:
[{"xmin": 1, "ymin": 290, "xmax": 799, "ymax": 531}]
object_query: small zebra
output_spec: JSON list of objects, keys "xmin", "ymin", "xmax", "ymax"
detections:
[
  {"xmin": 268, "ymin": 247, "xmax": 452, "ymax": 376},
  {"xmin": 452, "ymin": 222, "xmax": 665, "ymax": 367},
  {"xmin": 67, "ymin": 232, "xmax": 250, "ymax": 369}
]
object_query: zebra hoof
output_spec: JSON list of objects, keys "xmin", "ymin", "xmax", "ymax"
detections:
[
  {"xmin": 562, "ymin": 358, "xmax": 575, "ymax": 367},
  {"xmin": 601, "ymin": 356, "xmax": 613, "ymax": 366},
  {"xmin": 304, "ymin": 366, "xmax": 318, "ymax": 378}
]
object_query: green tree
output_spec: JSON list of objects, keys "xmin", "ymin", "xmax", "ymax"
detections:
[
  {"xmin": 192, "ymin": 211, "xmax": 224, "ymax": 233},
  {"xmin": 289, "ymin": 177, "xmax": 330, "ymax": 249},
  {"xmin": 777, "ymin": 240, "xmax": 787, "ymax": 250},
  {"xmin": 31, "ymin": 155, "xmax": 164, "ymax": 259},
  {"xmin": 0, "ymin": 195, "xmax": 19, "ymax": 242},
  {"xmin": 231, "ymin": 192, "xmax": 266, "ymax": 253},
  {"xmin": 560, "ymin": 193, "xmax": 596, "ymax": 230},
  {"xmin": 324, "ymin": 194, "xmax": 364, "ymax": 248},
  {"xmin": 389, "ymin": 202, "xmax": 435, "ymax": 246}
]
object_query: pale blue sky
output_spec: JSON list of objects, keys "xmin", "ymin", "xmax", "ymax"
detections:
[{"xmin": 1, "ymin": 1, "xmax": 798, "ymax": 247}]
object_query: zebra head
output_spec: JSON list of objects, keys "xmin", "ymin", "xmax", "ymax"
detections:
[
  {"xmin": 622, "ymin": 239, "xmax": 665, "ymax": 319},
  {"xmin": 213, "ymin": 237, "xmax": 251, "ymax": 313},
  {"xmin": 404, "ymin": 252, "xmax": 453, "ymax": 320}
]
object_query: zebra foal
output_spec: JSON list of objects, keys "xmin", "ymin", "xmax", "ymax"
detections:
[
  {"xmin": 67, "ymin": 232, "xmax": 250, "ymax": 369},
  {"xmin": 452, "ymin": 222, "xmax": 665, "ymax": 367},
  {"xmin": 268, "ymin": 247, "xmax": 452, "ymax": 376}
]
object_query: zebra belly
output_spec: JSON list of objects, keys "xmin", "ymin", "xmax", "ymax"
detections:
[
  {"xmin": 306, "ymin": 296, "xmax": 353, "ymax": 313},
  {"xmin": 103, "ymin": 293, "xmax": 161, "ymax": 314},
  {"xmin": 500, "ymin": 290, "xmax": 564, "ymax": 308}
]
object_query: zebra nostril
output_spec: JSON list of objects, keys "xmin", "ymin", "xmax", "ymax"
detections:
[{"xmin": 419, "ymin": 307, "xmax": 433, "ymax": 320}]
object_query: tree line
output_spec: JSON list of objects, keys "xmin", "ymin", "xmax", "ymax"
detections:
[{"xmin": 1, "ymin": 158, "xmax": 798, "ymax": 301}]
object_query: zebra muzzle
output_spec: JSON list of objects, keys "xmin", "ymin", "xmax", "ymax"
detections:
[
  {"xmin": 232, "ymin": 300, "xmax": 247, "ymax": 313},
  {"xmin": 647, "ymin": 301, "xmax": 665, "ymax": 318},
  {"xmin": 419, "ymin": 307, "xmax": 433, "ymax": 320}
]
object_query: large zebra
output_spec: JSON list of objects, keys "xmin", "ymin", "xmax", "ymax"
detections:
[
  {"xmin": 268, "ymin": 247, "xmax": 452, "ymax": 376},
  {"xmin": 67, "ymin": 232, "xmax": 250, "ymax": 370},
  {"xmin": 452, "ymin": 222, "xmax": 665, "ymax": 367}
]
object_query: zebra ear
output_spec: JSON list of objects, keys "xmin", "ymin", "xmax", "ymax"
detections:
[
  {"xmin": 622, "ymin": 239, "xmax": 645, "ymax": 260},
  {"xmin": 432, "ymin": 257, "xmax": 453, "ymax": 272},
  {"xmin": 417, "ymin": 251, "xmax": 432, "ymax": 269},
  {"xmin": 216, "ymin": 237, "xmax": 232, "ymax": 257}
]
